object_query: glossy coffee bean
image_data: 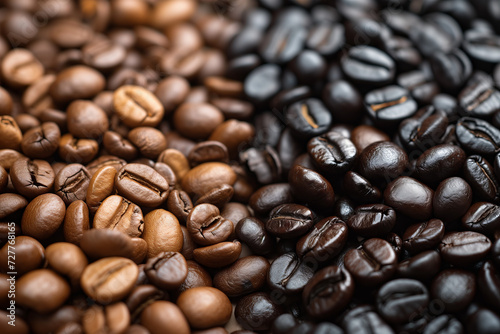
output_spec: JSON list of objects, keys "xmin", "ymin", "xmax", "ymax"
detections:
[
  {"xmin": 344, "ymin": 238, "xmax": 397, "ymax": 287},
  {"xmin": 63, "ymin": 200, "xmax": 89, "ymax": 245},
  {"xmin": 21, "ymin": 193, "xmax": 66, "ymax": 240},
  {"xmin": 403, "ymin": 219, "xmax": 445, "ymax": 254},
  {"xmin": 462, "ymin": 202, "xmax": 500, "ymax": 236},
  {"xmin": 45, "ymin": 242, "xmax": 88, "ymax": 287},
  {"xmin": 397, "ymin": 250, "xmax": 441, "ymax": 281},
  {"xmin": 347, "ymin": 204, "xmax": 396, "ymax": 238},
  {"xmin": 213, "ymin": 256, "xmax": 270, "ymax": 297},
  {"xmin": 50, "ymin": 65, "xmax": 105, "ymax": 104},
  {"xmin": 458, "ymin": 80, "xmax": 500, "ymax": 118},
  {"xmin": 236, "ymin": 217, "xmax": 275, "ymax": 255},
  {"xmin": 181, "ymin": 162, "xmax": 236, "ymax": 200},
  {"xmin": 288, "ymin": 165, "xmax": 335, "ymax": 211},
  {"xmin": 243, "ymin": 64, "xmax": 282, "ymax": 105},
  {"xmin": 249, "ymin": 183, "xmax": 293, "ymax": 216},
  {"xmin": 433, "ymin": 177, "xmax": 472, "ymax": 222},
  {"xmin": 268, "ymin": 252, "xmax": 316, "ymax": 295},
  {"xmin": 414, "ymin": 144, "xmax": 466, "ymax": 185},
  {"xmin": 140, "ymin": 301, "xmax": 190, "ymax": 334},
  {"xmin": 81, "ymin": 257, "xmax": 138, "ymax": 304},
  {"xmin": 175, "ymin": 260, "xmax": 212, "ymax": 294},
  {"xmin": 66, "ymin": 100, "xmax": 109, "ymax": 139},
  {"xmin": 177, "ymin": 287, "xmax": 232, "ymax": 329},
  {"xmin": 1, "ymin": 48, "xmax": 44, "ymax": 88},
  {"xmin": 302, "ymin": 266, "xmax": 354, "ymax": 319},
  {"xmin": 93, "ymin": 195, "xmax": 144, "ymax": 238},
  {"xmin": 235, "ymin": 292, "xmax": 282, "ymax": 331},
  {"xmin": 456, "ymin": 117, "xmax": 500, "ymax": 157},
  {"xmin": 0, "ymin": 236, "xmax": 44, "ymax": 276},
  {"xmin": 21, "ymin": 122, "xmax": 61, "ymax": 159},
  {"xmin": 342, "ymin": 305, "xmax": 394, "ymax": 334},
  {"xmin": 341, "ymin": 46, "xmax": 395, "ymax": 86},
  {"xmin": 430, "ymin": 49, "xmax": 472, "ymax": 93},
  {"xmin": 358, "ymin": 141, "xmax": 409, "ymax": 185},
  {"xmin": 376, "ymin": 279, "xmax": 429, "ymax": 325},
  {"xmin": 322, "ymin": 80, "xmax": 363, "ymax": 124},
  {"xmin": 174, "ymin": 102, "xmax": 224, "ymax": 140},
  {"xmin": 398, "ymin": 106, "xmax": 448, "ymax": 152},
  {"xmin": 296, "ymin": 216, "xmax": 348, "ymax": 263},
  {"xmin": 439, "ymin": 231, "xmax": 492, "ymax": 267},
  {"xmin": 285, "ymin": 98, "xmax": 332, "ymax": 139},
  {"xmin": 58, "ymin": 134, "xmax": 99, "ymax": 164},
  {"xmin": 259, "ymin": 25, "xmax": 307, "ymax": 64},
  {"xmin": 54, "ymin": 163, "xmax": 91, "ymax": 205},
  {"xmin": 431, "ymin": 269, "xmax": 476, "ymax": 313},
  {"xmin": 266, "ymin": 204, "xmax": 314, "ymax": 239},
  {"xmin": 145, "ymin": 251, "xmax": 188, "ymax": 290},
  {"xmin": 384, "ymin": 176, "xmax": 433, "ymax": 221},
  {"xmin": 350, "ymin": 125, "xmax": 390, "ymax": 153},
  {"xmin": 0, "ymin": 116, "xmax": 22, "ymax": 151},
  {"xmin": 240, "ymin": 146, "xmax": 281, "ymax": 185},
  {"xmin": 186, "ymin": 203, "xmax": 233, "ymax": 246},
  {"xmin": 10, "ymin": 158, "xmax": 54, "ymax": 198},
  {"xmin": 193, "ymin": 240, "xmax": 241, "ymax": 268},
  {"xmin": 343, "ymin": 171, "xmax": 381, "ymax": 203},
  {"xmin": 142, "ymin": 209, "xmax": 183, "ymax": 258},
  {"xmin": 307, "ymin": 131, "xmax": 357, "ymax": 175},
  {"xmin": 463, "ymin": 155, "xmax": 499, "ymax": 202},
  {"xmin": 364, "ymin": 85, "xmax": 418, "ymax": 127},
  {"xmin": 115, "ymin": 163, "xmax": 169, "ymax": 208},
  {"xmin": 82, "ymin": 302, "xmax": 130, "ymax": 334},
  {"xmin": 85, "ymin": 165, "xmax": 116, "ymax": 212},
  {"xmin": 113, "ymin": 85, "xmax": 164, "ymax": 128}
]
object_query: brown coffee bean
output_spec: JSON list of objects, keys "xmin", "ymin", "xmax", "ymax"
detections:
[
  {"xmin": 0, "ymin": 193, "xmax": 28, "ymax": 219},
  {"xmin": 182, "ymin": 162, "xmax": 237, "ymax": 200},
  {"xmin": 39, "ymin": 108, "xmax": 67, "ymax": 132},
  {"xmin": 86, "ymin": 166, "xmax": 117, "ymax": 212},
  {"xmin": 151, "ymin": 0, "xmax": 197, "ymax": 29},
  {"xmin": 205, "ymin": 76, "xmax": 243, "ymax": 98},
  {"xmin": 22, "ymin": 74, "xmax": 56, "ymax": 116},
  {"xmin": 140, "ymin": 301, "xmax": 190, "ymax": 334},
  {"xmin": 82, "ymin": 38, "xmax": 126, "ymax": 71},
  {"xmin": 209, "ymin": 119, "xmax": 255, "ymax": 159},
  {"xmin": 0, "ymin": 149, "xmax": 25, "ymax": 171},
  {"xmin": 17, "ymin": 269, "xmax": 70, "ymax": 314},
  {"xmin": 1, "ymin": 48, "xmax": 44, "ymax": 87},
  {"xmin": 0, "ymin": 236, "xmax": 44, "ymax": 276},
  {"xmin": 351, "ymin": 125, "xmax": 390, "ymax": 152},
  {"xmin": 143, "ymin": 209, "xmax": 183, "ymax": 258},
  {"xmin": 54, "ymin": 163, "xmax": 91, "ymax": 205},
  {"xmin": 10, "ymin": 158, "xmax": 55, "ymax": 198},
  {"xmin": 127, "ymin": 127, "xmax": 167, "ymax": 159},
  {"xmin": 158, "ymin": 148, "xmax": 191, "ymax": 181},
  {"xmin": 187, "ymin": 203, "xmax": 234, "ymax": 246},
  {"xmin": 210, "ymin": 97, "xmax": 254, "ymax": 120},
  {"xmin": 21, "ymin": 193, "xmax": 66, "ymax": 240},
  {"xmin": 113, "ymin": 85, "xmax": 164, "ymax": 128},
  {"xmin": 0, "ymin": 86, "xmax": 13, "ymax": 115},
  {"xmin": 0, "ymin": 166, "xmax": 7, "ymax": 193},
  {"xmin": 176, "ymin": 260, "xmax": 213, "ymax": 294},
  {"xmin": 21, "ymin": 122, "xmax": 61, "ymax": 159},
  {"xmin": 93, "ymin": 195, "xmax": 144, "ymax": 238},
  {"xmin": 14, "ymin": 114, "xmax": 40, "ymax": 133},
  {"xmin": 103, "ymin": 131, "xmax": 138, "ymax": 161},
  {"xmin": 177, "ymin": 287, "xmax": 232, "ymax": 329},
  {"xmin": 50, "ymin": 65, "xmax": 105, "ymax": 105},
  {"xmin": 213, "ymin": 256, "xmax": 270, "ymax": 298},
  {"xmin": 80, "ymin": 228, "xmax": 139, "ymax": 262},
  {"xmin": 165, "ymin": 23, "xmax": 204, "ymax": 56},
  {"xmin": 49, "ymin": 18, "xmax": 93, "ymax": 48},
  {"xmin": 58, "ymin": 134, "xmax": 99, "ymax": 164},
  {"xmin": 180, "ymin": 226, "xmax": 196, "ymax": 260},
  {"xmin": 87, "ymin": 155, "xmax": 126, "ymax": 177},
  {"xmin": 173, "ymin": 103, "xmax": 224, "ymax": 140},
  {"xmin": 67, "ymin": 100, "xmax": 109, "ymax": 139},
  {"xmin": 81, "ymin": 257, "xmax": 139, "ymax": 304},
  {"xmin": 194, "ymin": 184, "xmax": 234, "ymax": 209},
  {"xmin": 166, "ymin": 190, "xmax": 193, "ymax": 224},
  {"xmin": 110, "ymin": 0, "xmax": 149, "ymax": 27},
  {"xmin": 115, "ymin": 163, "xmax": 169, "ymax": 208},
  {"xmin": 154, "ymin": 76, "xmax": 190, "ymax": 114},
  {"xmin": 193, "ymin": 240, "xmax": 242, "ymax": 268},
  {"xmin": 126, "ymin": 284, "xmax": 166, "ymax": 322},
  {"xmin": 188, "ymin": 141, "xmax": 229, "ymax": 167},
  {"xmin": 145, "ymin": 251, "xmax": 188, "ymax": 289},
  {"xmin": 82, "ymin": 302, "xmax": 130, "ymax": 334},
  {"xmin": 46, "ymin": 242, "xmax": 88, "ymax": 287},
  {"xmin": 63, "ymin": 200, "xmax": 90, "ymax": 245},
  {"xmin": 0, "ymin": 116, "xmax": 22, "ymax": 151}
]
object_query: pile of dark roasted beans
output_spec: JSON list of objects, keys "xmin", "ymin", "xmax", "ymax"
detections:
[{"xmin": 1, "ymin": 0, "xmax": 500, "ymax": 333}]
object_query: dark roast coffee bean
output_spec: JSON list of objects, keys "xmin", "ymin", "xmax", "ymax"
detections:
[
  {"xmin": 296, "ymin": 216, "xmax": 348, "ymax": 262},
  {"xmin": 342, "ymin": 305, "xmax": 394, "ymax": 334},
  {"xmin": 397, "ymin": 250, "xmax": 441, "ymax": 281},
  {"xmin": 266, "ymin": 204, "xmax": 315, "ymax": 239},
  {"xmin": 302, "ymin": 266, "xmax": 354, "ymax": 319},
  {"xmin": 433, "ymin": 177, "xmax": 472, "ymax": 222},
  {"xmin": 289, "ymin": 50, "xmax": 326, "ymax": 86},
  {"xmin": 376, "ymin": 279, "xmax": 429, "ymax": 325},
  {"xmin": 307, "ymin": 131, "xmax": 357, "ymax": 175},
  {"xmin": 431, "ymin": 269, "xmax": 476, "ymax": 313},
  {"xmin": 383, "ymin": 36, "xmax": 422, "ymax": 72},
  {"xmin": 397, "ymin": 70, "xmax": 440, "ymax": 106},
  {"xmin": 439, "ymin": 231, "xmax": 492, "ymax": 266},
  {"xmin": 463, "ymin": 155, "xmax": 499, "ymax": 202},
  {"xmin": 267, "ymin": 252, "xmax": 315, "ymax": 294},
  {"xmin": 54, "ymin": 164, "xmax": 91, "ymax": 205},
  {"xmin": 322, "ymin": 80, "xmax": 363, "ymax": 124},
  {"xmin": 414, "ymin": 144, "xmax": 466, "ymax": 185},
  {"xmin": 403, "ymin": 219, "xmax": 445, "ymax": 254},
  {"xmin": 235, "ymin": 292, "xmax": 282, "ymax": 331},
  {"xmin": 240, "ymin": 146, "xmax": 281, "ymax": 185},
  {"xmin": 244, "ymin": 64, "xmax": 282, "ymax": 105},
  {"xmin": 236, "ymin": 217, "xmax": 275, "ymax": 255},
  {"xmin": 365, "ymin": 85, "xmax": 418, "ymax": 127},
  {"xmin": 249, "ymin": 183, "xmax": 294, "ymax": 216},
  {"xmin": 358, "ymin": 142, "xmax": 409, "ymax": 185},
  {"xmin": 458, "ymin": 79, "xmax": 500, "ymax": 118},
  {"xmin": 347, "ymin": 204, "xmax": 396, "ymax": 238},
  {"xmin": 288, "ymin": 165, "xmax": 335, "ymax": 211},
  {"xmin": 341, "ymin": 46, "xmax": 395, "ymax": 86},
  {"xmin": 115, "ymin": 163, "xmax": 169, "ymax": 208},
  {"xmin": 463, "ymin": 30, "xmax": 500, "ymax": 69},
  {"xmin": 462, "ymin": 202, "xmax": 500, "ymax": 236},
  {"xmin": 423, "ymin": 315, "xmax": 464, "ymax": 334},
  {"xmin": 145, "ymin": 252, "xmax": 188, "ymax": 290},
  {"xmin": 10, "ymin": 158, "xmax": 54, "ymax": 198},
  {"xmin": 186, "ymin": 203, "xmax": 234, "ymax": 246},
  {"xmin": 430, "ymin": 49, "xmax": 472, "ymax": 92},
  {"xmin": 384, "ymin": 176, "xmax": 434, "ymax": 221},
  {"xmin": 343, "ymin": 171, "xmax": 381, "ymax": 203},
  {"xmin": 466, "ymin": 307, "xmax": 500, "ymax": 334},
  {"xmin": 307, "ymin": 23, "xmax": 344, "ymax": 57},
  {"xmin": 259, "ymin": 25, "xmax": 307, "ymax": 64},
  {"xmin": 285, "ymin": 98, "xmax": 332, "ymax": 139},
  {"xmin": 456, "ymin": 117, "xmax": 500, "ymax": 157},
  {"xmin": 344, "ymin": 238, "xmax": 397, "ymax": 287}
]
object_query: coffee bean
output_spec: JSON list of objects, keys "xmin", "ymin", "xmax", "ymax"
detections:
[
  {"xmin": 81, "ymin": 257, "xmax": 138, "ymax": 304},
  {"xmin": 0, "ymin": 116, "xmax": 22, "ymax": 151},
  {"xmin": 344, "ymin": 238, "xmax": 397, "ymax": 287},
  {"xmin": 188, "ymin": 141, "xmax": 229, "ymax": 167},
  {"xmin": 145, "ymin": 251, "xmax": 188, "ymax": 290},
  {"xmin": 462, "ymin": 202, "xmax": 500, "ymax": 236},
  {"xmin": 456, "ymin": 117, "xmax": 500, "ymax": 157},
  {"xmin": 50, "ymin": 65, "xmax": 105, "ymax": 105},
  {"xmin": 430, "ymin": 49, "xmax": 472, "ymax": 93},
  {"xmin": 414, "ymin": 144, "xmax": 466, "ymax": 185},
  {"xmin": 186, "ymin": 203, "xmax": 233, "ymax": 246},
  {"xmin": 82, "ymin": 38, "xmax": 126, "ymax": 71},
  {"xmin": 307, "ymin": 22, "xmax": 344, "ymax": 57},
  {"xmin": 82, "ymin": 302, "xmax": 130, "ymax": 334},
  {"xmin": 341, "ymin": 46, "xmax": 395, "ymax": 86},
  {"xmin": 142, "ymin": 209, "xmax": 183, "ymax": 259},
  {"xmin": 440, "ymin": 231, "xmax": 492, "ymax": 267},
  {"xmin": 307, "ymin": 131, "xmax": 357, "ymax": 175},
  {"xmin": 166, "ymin": 190, "xmax": 193, "ymax": 224},
  {"xmin": 1, "ymin": 48, "xmax": 44, "ymax": 88},
  {"xmin": 21, "ymin": 193, "xmax": 66, "ymax": 240},
  {"xmin": 240, "ymin": 146, "xmax": 282, "ymax": 185},
  {"xmin": 113, "ymin": 85, "xmax": 164, "ymax": 128},
  {"xmin": 45, "ymin": 242, "xmax": 88, "ymax": 287},
  {"xmin": 403, "ymin": 219, "xmax": 445, "ymax": 254},
  {"xmin": 289, "ymin": 165, "xmax": 335, "ymax": 211},
  {"xmin": 86, "ymin": 155, "xmax": 126, "ymax": 177},
  {"xmin": 342, "ymin": 305, "xmax": 394, "ymax": 334},
  {"xmin": 358, "ymin": 141, "xmax": 409, "ymax": 185},
  {"xmin": 80, "ymin": 229, "xmax": 143, "ymax": 263},
  {"xmin": 193, "ymin": 240, "xmax": 242, "ymax": 268},
  {"xmin": 235, "ymin": 217, "xmax": 275, "ymax": 255},
  {"xmin": 433, "ymin": 177, "xmax": 472, "ymax": 222},
  {"xmin": 266, "ymin": 204, "xmax": 315, "ymax": 239},
  {"xmin": 175, "ymin": 260, "xmax": 212, "ymax": 295},
  {"xmin": 384, "ymin": 176, "xmax": 433, "ymax": 221},
  {"xmin": 364, "ymin": 85, "xmax": 418, "ymax": 127},
  {"xmin": 0, "ymin": 236, "xmax": 44, "ymax": 276},
  {"xmin": 93, "ymin": 195, "xmax": 144, "ymax": 238},
  {"xmin": 58, "ymin": 134, "xmax": 99, "ymax": 164},
  {"xmin": 244, "ymin": 64, "xmax": 282, "ymax": 105},
  {"xmin": 285, "ymin": 98, "xmax": 332, "ymax": 139},
  {"xmin": 423, "ymin": 315, "xmax": 464, "ymax": 334},
  {"xmin": 259, "ymin": 25, "xmax": 307, "ymax": 64},
  {"xmin": 350, "ymin": 125, "xmax": 390, "ymax": 153},
  {"xmin": 376, "ymin": 279, "xmax": 429, "ymax": 325},
  {"xmin": 141, "ymin": 301, "xmax": 190, "ymax": 334},
  {"xmin": 54, "ymin": 163, "xmax": 91, "ymax": 205},
  {"xmin": 181, "ymin": 162, "xmax": 236, "ymax": 200},
  {"xmin": 213, "ymin": 255, "xmax": 270, "ymax": 297},
  {"xmin": 173, "ymin": 102, "xmax": 224, "ymax": 140},
  {"xmin": 17, "ymin": 269, "xmax": 70, "ymax": 314},
  {"xmin": 343, "ymin": 171, "xmax": 382, "ymax": 203},
  {"xmin": 10, "ymin": 158, "xmax": 54, "ymax": 199},
  {"xmin": 302, "ymin": 265, "xmax": 354, "ymax": 319},
  {"xmin": 397, "ymin": 70, "xmax": 440, "ymax": 106},
  {"xmin": 431, "ymin": 269, "xmax": 476, "ymax": 313},
  {"xmin": 85, "ymin": 166, "xmax": 116, "ymax": 212},
  {"xmin": 458, "ymin": 80, "xmax": 500, "ymax": 118},
  {"xmin": 463, "ymin": 155, "xmax": 500, "ymax": 202},
  {"xmin": 21, "ymin": 122, "xmax": 61, "ymax": 159},
  {"xmin": 397, "ymin": 250, "xmax": 441, "ymax": 281},
  {"xmin": 347, "ymin": 204, "xmax": 396, "ymax": 238},
  {"xmin": 103, "ymin": 131, "xmax": 138, "ymax": 161},
  {"xmin": 177, "ymin": 287, "xmax": 232, "ymax": 329},
  {"xmin": 115, "ymin": 163, "xmax": 169, "ymax": 208},
  {"xmin": 235, "ymin": 292, "xmax": 282, "ymax": 331}
]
